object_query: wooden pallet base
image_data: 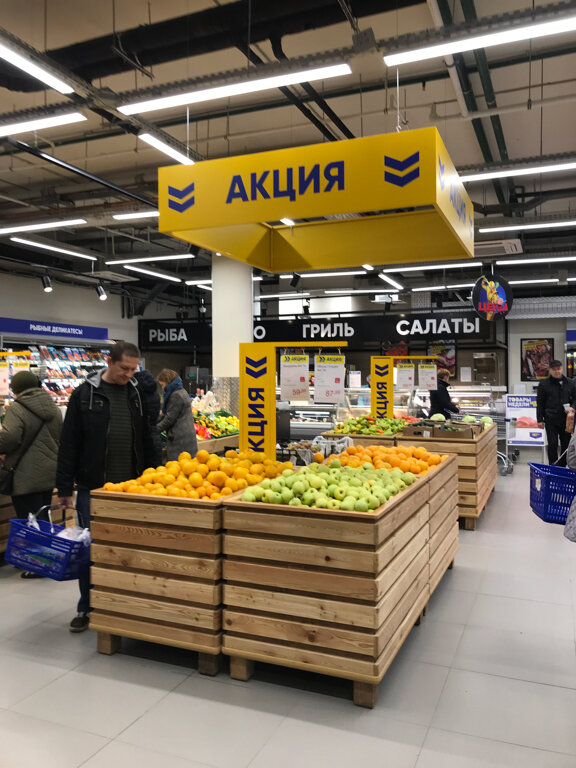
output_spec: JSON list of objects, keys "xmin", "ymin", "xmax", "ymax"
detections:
[{"xmin": 95, "ymin": 629, "xmax": 222, "ymax": 675}]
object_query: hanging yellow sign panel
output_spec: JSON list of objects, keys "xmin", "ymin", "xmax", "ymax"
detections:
[{"xmin": 158, "ymin": 127, "xmax": 473, "ymax": 272}]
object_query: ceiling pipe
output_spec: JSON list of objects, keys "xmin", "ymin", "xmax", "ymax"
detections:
[
  {"xmin": 434, "ymin": 0, "xmax": 509, "ymax": 211},
  {"xmin": 459, "ymin": 0, "xmax": 516, "ymax": 202},
  {"xmin": 3, "ymin": 137, "xmax": 156, "ymax": 208},
  {"xmin": 270, "ymin": 35, "xmax": 355, "ymax": 139},
  {"xmin": 426, "ymin": 0, "xmax": 468, "ymax": 117},
  {"xmin": 432, "ymin": 91, "xmax": 576, "ymax": 122},
  {"xmin": 473, "ymin": 188, "xmax": 576, "ymax": 215}
]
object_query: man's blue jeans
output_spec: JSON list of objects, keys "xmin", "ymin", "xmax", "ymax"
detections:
[{"xmin": 76, "ymin": 488, "xmax": 92, "ymax": 615}]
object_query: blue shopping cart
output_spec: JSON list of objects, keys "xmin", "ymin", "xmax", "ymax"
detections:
[{"xmin": 529, "ymin": 463, "xmax": 576, "ymax": 525}]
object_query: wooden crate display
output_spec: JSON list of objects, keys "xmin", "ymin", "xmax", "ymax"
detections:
[
  {"xmin": 427, "ymin": 459, "xmax": 459, "ymax": 595},
  {"xmin": 396, "ymin": 424, "xmax": 498, "ymax": 530},
  {"xmin": 222, "ymin": 456, "xmax": 458, "ymax": 708},
  {"xmin": 89, "ymin": 490, "xmax": 223, "ymax": 675}
]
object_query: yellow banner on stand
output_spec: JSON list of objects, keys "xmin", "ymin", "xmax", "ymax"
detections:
[
  {"xmin": 158, "ymin": 127, "xmax": 474, "ymax": 272},
  {"xmin": 239, "ymin": 343, "xmax": 277, "ymax": 458},
  {"xmin": 370, "ymin": 357, "xmax": 394, "ymax": 419}
]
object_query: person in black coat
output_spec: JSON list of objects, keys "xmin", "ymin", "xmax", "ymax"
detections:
[
  {"xmin": 134, "ymin": 369, "xmax": 163, "ymax": 468},
  {"xmin": 537, "ymin": 359, "xmax": 576, "ymax": 466},
  {"xmin": 429, "ymin": 368, "xmax": 460, "ymax": 418}
]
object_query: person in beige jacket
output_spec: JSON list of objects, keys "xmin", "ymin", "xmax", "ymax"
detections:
[{"xmin": 0, "ymin": 370, "xmax": 62, "ymax": 523}]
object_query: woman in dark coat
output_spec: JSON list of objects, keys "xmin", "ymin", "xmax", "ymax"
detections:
[
  {"xmin": 157, "ymin": 369, "xmax": 198, "ymax": 460},
  {"xmin": 429, "ymin": 368, "xmax": 460, "ymax": 418},
  {"xmin": 0, "ymin": 371, "xmax": 62, "ymax": 577}
]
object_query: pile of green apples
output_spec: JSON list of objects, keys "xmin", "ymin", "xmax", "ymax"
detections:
[
  {"xmin": 240, "ymin": 460, "xmax": 416, "ymax": 512},
  {"xmin": 332, "ymin": 415, "xmax": 407, "ymax": 436}
]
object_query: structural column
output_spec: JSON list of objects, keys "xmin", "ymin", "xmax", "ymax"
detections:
[{"xmin": 211, "ymin": 255, "xmax": 254, "ymax": 411}]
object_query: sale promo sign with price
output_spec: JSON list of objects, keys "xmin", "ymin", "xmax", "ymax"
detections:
[
  {"xmin": 314, "ymin": 354, "xmax": 345, "ymax": 404},
  {"xmin": 396, "ymin": 363, "xmax": 415, "ymax": 389},
  {"xmin": 418, "ymin": 364, "xmax": 437, "ymax": 390},
  {"xmin": 280, "ymin": 354, "xmax": 310, "ymax": 401}
]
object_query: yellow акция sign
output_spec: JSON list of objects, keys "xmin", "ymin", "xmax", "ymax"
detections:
[
  {"xmin": 158, "ymin": 127, "xmax": 474, "ymax": 272},
  {"xmin": 239, "ymin": 342, "xmax": 277, "ymax": 458},
  {"xmin": 371, "ymin": 357, "xmax": 394, "ymax": 419}
]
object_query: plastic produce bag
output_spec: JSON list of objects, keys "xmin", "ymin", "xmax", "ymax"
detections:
[{"xmin": 56, "ymin": 526, "xmax": 91, "ymax": 546}]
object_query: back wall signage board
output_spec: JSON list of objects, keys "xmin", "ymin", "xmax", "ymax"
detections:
[
  {"xmin": 158, "ymin": 127, "xmax": 474, "ymax": 272},
  {"xmin": 0, "ymin": 317, "xmax": 108, "ymax": 341},
  {"xmin": 253, "ymin": 312, "xmax": 490, "ymax": 344},
  {"xmin": 139, "ymin": 320, "xmax": 212, "ymax": 350}
]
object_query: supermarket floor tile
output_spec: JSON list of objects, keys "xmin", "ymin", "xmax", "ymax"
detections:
[
  {"xmin": 80, "ymin": 741, "xmax": 216, "ymax": 768},
  {"xmin": 432, "ymin": 668, "xmax": 576, "ymax": 755},
  {"xmin": 247, "ymin": 716, "xmax": 424, "ymax": 768},
  {"xmin": 415, "ymin": 728, "xmax": 576, "ymax": 768},
  {"xmin": 0, "ymin": 708, "xmax": 108, "ymax": 768},
  {"xmin": 1, "ymin": 458, "xmax": 576, "ymax": 767}
]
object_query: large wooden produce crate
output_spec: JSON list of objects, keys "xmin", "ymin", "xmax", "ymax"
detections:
[
  {"xmin": 222, "ymin": 456, "xmax": 458, "ymax": 707},
  {"xmin": 396, "ymin": 424, "xmax": 498, "ymax": 530},
  {"xmin": 428, "ymin": 458, "xmax": 459, "ymax": 595},
  {"xmin": 89, "ymin": 490, "xmax": 223, "ymax": 675}
]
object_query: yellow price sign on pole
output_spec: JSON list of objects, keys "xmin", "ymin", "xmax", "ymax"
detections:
[
  {"xmin": 239, "ymin": 343, "xmax": 277, "ymax": 457},
  {"xmin": 370, "ymin": 357, "xmax": 394, "ymax": 418}
]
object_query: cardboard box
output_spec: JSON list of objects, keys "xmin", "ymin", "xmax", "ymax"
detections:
[
  {"xmin": 434, "ymin": 424, "xmax": 482, "ymax": 439},
  {"xmin": 401, "ymin": 424, "xmax": 435, "ymax": 439}
]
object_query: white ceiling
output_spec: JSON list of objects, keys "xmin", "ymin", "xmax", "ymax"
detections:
[{"xmin": 0, "ymin": 0, "xmax": 575, "ymax": 311}]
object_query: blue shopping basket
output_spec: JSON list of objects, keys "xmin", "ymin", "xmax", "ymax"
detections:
[
  {"xmin": 529, "ymin": 463, "xmax": 576, "ymax": 525},
  {"xmin": 5, "ymin": 517, "xmax": 90, "ymax": 580}
]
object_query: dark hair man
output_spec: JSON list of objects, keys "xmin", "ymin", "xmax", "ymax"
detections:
[{"xmin": 56, "ymin": 341, "xmax": 159, "ymax": 632}]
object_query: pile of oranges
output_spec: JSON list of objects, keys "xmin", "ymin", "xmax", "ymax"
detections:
[
  {"xmin": 103, "ymin": 449, "xmax": 293, "ymax": 500},
  {"xmin": 320, "ymin": 444, "xmax": 449, "ymax": 475}
]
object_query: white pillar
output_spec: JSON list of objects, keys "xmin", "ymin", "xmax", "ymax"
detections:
[{"xmin": 211, "ymin": 256, "xmax": 253, "ymax": 377}]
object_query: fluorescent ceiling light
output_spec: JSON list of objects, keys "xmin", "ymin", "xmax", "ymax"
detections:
[
  {"xmin": 10, "ymin": 236, "xmax": 97, "ymax": 262},
  {"xmin": 123, "ymin": 265, "xmax": 182, "ymax": 283},
  {"xmin": 383, "ymin": 261, "xmax": 482, "ymax": 273},
  {"xmin": 324, "ymin": 289, "xmax": 399, "ymax": 295},
  {"xmin": 509, "ymin": 278, "xmax": 559, "ymax": 285},
  {"xmin": 120, "ymin": 63, "xmax": 352, "ymax": 115},
  {"xmin": 383, "ymin": 15, "xmax": 576, "ymax": 67},
  {"xmin": 280, "ymin": 218, "xmax": 295, "ymax": 226},
  {"xmin": 362, "ymin": 264, "xmax": 374, "ymax": 271},
  {"xmin": 280, "ymin": 270, "xmax": 365, "ymax": 278},
  {"xmin": 197, "ymin": 284, "xmax": 212, "ymax": 291},
  {"xmin": 379, "ymin": 273, "xmax": 404, "ymax": 290},
  {"xmin": 260, "ymin": 292, "xmax": 311, "ymax": 300},
  {"xmin": 252, "ymin": 276, "xmax": 263, "ymax": 281},
  {"xmin": 412, "ymin": 285, "xmax": 446, "ymax": 292},
  {"xmin": 185, "ymin": 279, "xmax": 212, "ymax": 286},
  {"xmin": 106, "ymin": 254, "xmax": 194, "ymax": 265},
  {"xmin": 479, "ymin": 220, "xmax": 576, "ymax": 233},
  {"xmin": 112, "ymin": 211, "xmax": 159, "ymax": 221},
  {"xmin": 0, "ymin": 42, "xmax": 74, "ymax": 94},
  {"xmin": 446, "ymin": 283, "xmax": 476, "ymax": 289},
  {"xmin": 0, "ymin": 218, "xmax": 86, "ymax": 235},
  {"xmin": 495, "ymin": 255, "xmax": 576, "ymax": 266},
  {"xmin": 138, "ymin": 133, "xmax": 194, "ymax": 165},
  {"xmin": 460, "ymin": 160, "xmax": 576, "ymax": 183},
  {"xmin": 0, "ymin": 112, "xmax": 86, "ymax": 138}
]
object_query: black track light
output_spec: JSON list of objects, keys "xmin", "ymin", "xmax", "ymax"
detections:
[
  {"xmin": 96, "ymin": 284, "xmax": 107, "ymax": 301},
  {"xmin": 290, "ymin": 272, "xmax": 301, "ymax": 288},
  {"xmin": 41, "ymin": 275, "xmax": 52, "ymax": 293}
]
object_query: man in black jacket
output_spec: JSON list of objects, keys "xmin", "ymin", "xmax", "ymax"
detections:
[
  {"xmin": 429, "ymin": 369, "xmax": 460, "ymax": 418},
  {"xmin": 537, "ymin": 360, "xmax": 576, "ymax": 466},
  {"xmin": 57, "ymin": 341, "xmax": 158, "ymax": 632}
]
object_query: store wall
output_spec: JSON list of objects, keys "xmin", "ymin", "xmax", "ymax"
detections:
[
  {"xmin": 0, "ymin": 273, "xmax": 175, "ymax": 344},
  {"xmin": 508, "ymin": 318, "xmax": 567, "ymax": 394}
]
